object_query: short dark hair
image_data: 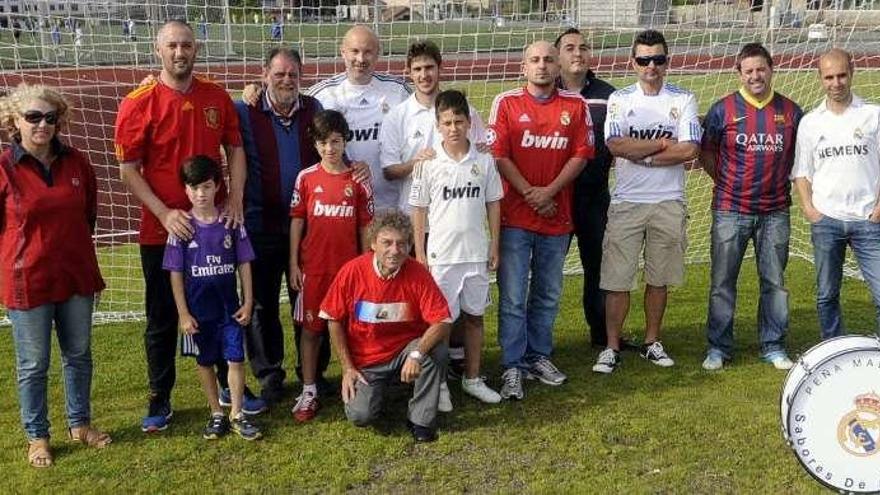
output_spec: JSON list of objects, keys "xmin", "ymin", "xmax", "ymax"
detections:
[
  {"xmin": 406, "ymin": 40, "xmax": 442, "ymax": 68},
  {"xmin": 631, "ymin": 29, "xmax": 668, "ymax": 57},
  {"xmin": 180, "ymin": 155, "xmax": 222, "ymax": 186},
  {"xmin": 735, "ymin": 42, "xmax": 773, "ymax": 71},
  {"xmin": 435, "ymin": 90, "xmax": 470, "ymax": 120},
  {"xmin": 309, "ymin": 109, "xmax": 350, "ymax": 143},
  {"xmin": 265, "ymin": 46, "xmax": 302, "ymax": 70},
  {"xmin": 554, "ymin": 27, "xmax": 583, "ymax": 48}
]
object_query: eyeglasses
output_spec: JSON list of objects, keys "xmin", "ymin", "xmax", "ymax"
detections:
[
  {"xmin": 634, "ymin": 55, "xmax": 668, "ymax": 67},
  {"xmin": 21, "ymin": 110, "xmax": 59, "ymax": 125}
]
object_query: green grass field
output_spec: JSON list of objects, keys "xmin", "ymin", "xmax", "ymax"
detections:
[{"xmin": 1, "ymin": 259, "xmax": 877, "ymax": 492}]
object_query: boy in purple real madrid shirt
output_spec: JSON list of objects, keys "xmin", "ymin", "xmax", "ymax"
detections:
[{"xmin": 163, "ymin": 155, "xmax": 262, "ymax": 441}]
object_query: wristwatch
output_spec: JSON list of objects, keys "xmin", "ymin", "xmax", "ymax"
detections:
[
  {"xmin": 643, "ymin": 155, "xmax": 654, "ymax": 167},
  {"xmin": 408, "ymin": 350, "xmax": 426, "ymax": 365}
]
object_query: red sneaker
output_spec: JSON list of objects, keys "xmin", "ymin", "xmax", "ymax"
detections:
[{"xmin": 291, "ymin": 392, "xmax": 321, "ymax": 423}]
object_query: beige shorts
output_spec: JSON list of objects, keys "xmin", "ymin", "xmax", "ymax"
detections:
[{"xmin": 600, "ymin": 200, "xmax": 688, "ymax": 291}]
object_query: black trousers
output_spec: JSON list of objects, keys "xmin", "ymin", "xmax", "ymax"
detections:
[
  {"xmin": 571, "ymin": 187, "xmax": 610, "ymax": 346},
  {"xmin": 248, "ymin": 233, "xmax": 330, "ymax": 394},
  {"xmin": 141, "ymin": 246, "xmax": 228, "ymax": 401}
]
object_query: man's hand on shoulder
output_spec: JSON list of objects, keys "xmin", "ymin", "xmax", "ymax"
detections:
[
  {"xmin": 161, "ymin": 209, "xmax": 194, "ymax": 241},
  {"xmin": 222, "ymin": 199, "xmax": 244, "ymax": 229},
  {"xmin": 351, "ymin": 161, "xmax": 372, "ymax": 184},
  {"xmin": 242, "ymin": 83, "xmax": 262, "ymax": 107}
]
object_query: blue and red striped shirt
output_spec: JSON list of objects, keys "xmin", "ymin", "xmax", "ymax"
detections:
[{"xmin": 702, "ymin": 89, "xmax": 803, "ymax": 214}]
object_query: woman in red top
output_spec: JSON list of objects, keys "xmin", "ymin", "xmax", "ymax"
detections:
[{"xmin": 0, "ymin": 84, "xmax": 110, "ymax": 468}]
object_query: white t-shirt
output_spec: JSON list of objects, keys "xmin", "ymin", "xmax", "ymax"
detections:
[
  {"xmin": 604, "ymin": 82, "xmax": 701, "ymax": 204},
  {"xmin": 307, "ymin": 73, "xmax": 411, "ymax": 210},
  {"xmin": 791, "ymin": 95, "xmax": 880, "ymax": 221},
  {"xmin": 409, "ymin": 142, "xmax": 503, "ymax": 265},
  {"xmin": 380, "ymin": 93, "xmax": 486, "ymax": 213}
]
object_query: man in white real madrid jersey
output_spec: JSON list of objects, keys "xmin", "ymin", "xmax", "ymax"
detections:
[
  {"xmin": 592, "ymin": 29, "xmax": 701, "ymax": 374},
  {"xmin": 307, "ymin": 25, "xmax": 411, "ymax": 211},
  {"xmin": 792, "ymin": 48, "xmax": 880, "ymax": 340},
  {"xmin": 380, "ymin": 40, "xmax": 486, "ymax": 214}
]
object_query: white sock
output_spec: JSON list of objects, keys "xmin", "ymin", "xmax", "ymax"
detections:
[{"xmin": 303, "ymin": 383, "xmax": 317, "ymax": 396}]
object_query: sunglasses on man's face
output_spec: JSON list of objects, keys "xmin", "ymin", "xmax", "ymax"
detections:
[
  {"xmin": 22, "ymin": 110, "xmax": 59, "ymax": 125},
  {"xmin": 634, "ymin": 55, "xmax": 668, "ymax": 67}
]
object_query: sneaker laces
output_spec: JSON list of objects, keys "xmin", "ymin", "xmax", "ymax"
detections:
[
  {"xmin": 597, "ymin": 348, "xmax": 618, "ymax": 365},
  {"xmin": 646, "ymin": 342, "xmax": 668, "ymax": 359},
  {"xmin": 208, "ymin": 413, "xmax": 225, "ymax": 428},
  {"xmin": 295, "ymin": 391, "xmax": 317, "ymax": 411},
  {"xmin": 502, "ymin": 368, "xmax": 521, "ymax": 389},
  {"xmin": 533, "ymin": 357, "xmax": 561, "ymax": 376}
]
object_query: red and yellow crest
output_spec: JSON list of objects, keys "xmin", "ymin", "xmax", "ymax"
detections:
[{"xmin": 204, "ymin": 107, "xmax": 220, "ymax": 129}]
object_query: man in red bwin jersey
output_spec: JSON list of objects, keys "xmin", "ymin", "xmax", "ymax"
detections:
[
  {"xmin": 115, "ymin": 20, "xmax": 247, "ymax": 433},
  {"xmin": 487, "ymin": 40, "xmax": 594, "ymax": 401}
]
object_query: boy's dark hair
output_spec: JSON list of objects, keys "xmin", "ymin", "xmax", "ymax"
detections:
[
  {"xmin": 180, "ymin": 155, "xmax": 222, "ymax": 186},
  {"xmin": 735, "ymin": 42, "xmax": 773, "ymax": 71},
  {"xmin": 435, "ymin": 90, "xmax": 470, "ymax": 120},
  {"xmin": 406, "ymin": 40, "xmax": 442, "ymax": 68},
  {"xmin": 631, "ymin": 29, "xmax": 668, "ymax": 57},
  {"xmin": 309, "ymin": 110, "xmax": 350, "ymax": 142},
  {"xmin": 554, "ymin": 27, "xmax": 583, "ymax": 48}
]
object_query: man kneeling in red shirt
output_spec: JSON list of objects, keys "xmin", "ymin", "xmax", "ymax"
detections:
[{"xmin": 319, "ymin": 210, "xmax": 451, "ymax": 442}]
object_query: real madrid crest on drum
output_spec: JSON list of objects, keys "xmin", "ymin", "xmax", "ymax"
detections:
[{"xmin": 781, "ymin": 335, "xmax": 880, "ymax": 493}]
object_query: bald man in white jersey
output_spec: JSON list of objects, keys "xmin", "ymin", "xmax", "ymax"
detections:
[{"xmin": 307, "ymin": 25, "xmax": 411, "ymax": 211}]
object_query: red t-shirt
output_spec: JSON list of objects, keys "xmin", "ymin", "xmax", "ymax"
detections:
[
  {"xmin": 290, "ymin": 164, "xmax": 373, "ymax": 275},
  {"xmin": 488, "ymin": 88, "xmax": 594, "ymax": 235},
  {"xmin": 0, "ymin": 143, "xmax": 105, "ymax": 309},
  {"xmin": 319, "ymin": 253, "xmax": 451, "ymax": 369},
  {"xmin": 114, "ymin": 77, "xmax": 243, "ymax": 245}
]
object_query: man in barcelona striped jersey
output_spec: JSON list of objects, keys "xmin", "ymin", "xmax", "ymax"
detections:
[
  {"xmin": 488, "ymin": 41, "xmax": 594, "ymax": 400},
  {"xmin": 307, "ymin": 25, "xmax": 411, "ymax": 211},
  {"xmin": 592, "ymin": 30, "xmax": 701, "ymax": 374},
  {"xmin": 700, "ymin": 43, "xmax": 803, "ymax": 371}
]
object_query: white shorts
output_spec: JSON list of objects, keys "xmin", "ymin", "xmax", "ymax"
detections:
[{"xmin": 430, "ymin": 262, "xmax": 491, "ymax": 320}]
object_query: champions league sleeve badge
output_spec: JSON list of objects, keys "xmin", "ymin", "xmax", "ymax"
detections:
[
  {"xmin": 560, "ymin": 111, "xmax": 571, "ymax": 126},
  {"xmin": 485, "ymin": 128, "xmax": 497, "ymax": 146},
  {"xmin": 223, "ymin": 233, "xmax": 233, "ymax": 250}
]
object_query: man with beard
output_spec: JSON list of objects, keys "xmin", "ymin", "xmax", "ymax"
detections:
[
  {"xmin": 701, "ymin": 43, "xmax": 802, "ymax": 371},
  {"xmin": 115, "ymin": 20, "xmax": 247, "ymax": 432},
  {"xmin": 235, "ymin": 47, "xmax": 322, "ymax": 405},
  {"xmin": 488, "ymin": 41, "xmax": 594, "ymax": 400},
  {"xmin": 307, "ymin": 25, "xmax": 411, "ymax": 212}
]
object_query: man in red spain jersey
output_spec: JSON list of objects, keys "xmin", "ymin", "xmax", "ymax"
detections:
[
  {"xmin": 487, "ymin": 40, "xmax": 594, "ymax": 400},
  {"xmin": 114, "ymin": 20, "xmax": 248, "ymax": 433},
  {"xmin": 700, "ymin": 43, "xmax": 803, "ymax": 371},
  {"xmin": 319, "ymin": 211, "xmax": 451, "ymax": 442},
  {"xmin": 288, "ymin": 110, "xmax": 373, "ymax": 422}
]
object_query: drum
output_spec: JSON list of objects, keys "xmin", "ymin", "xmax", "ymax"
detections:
[{"xmin": 780, "ymin": 334, "xmax": 880, "ymax": 493}]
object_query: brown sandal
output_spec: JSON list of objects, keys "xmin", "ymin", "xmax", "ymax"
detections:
[
  {"xmin": 27, "ymin": 438, "xmax": 53, "ymax": 468},
  {"xmin": 68, "ymin": 426, "xmax": 112, "ymax": 449}
]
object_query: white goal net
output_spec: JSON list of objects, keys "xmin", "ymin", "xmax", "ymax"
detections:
[{"xmin": 0, "ymin": 0, "xmax": 877, "ymax": 323}]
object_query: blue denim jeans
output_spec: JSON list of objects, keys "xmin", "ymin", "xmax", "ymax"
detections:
[
  {"xmin": 497, "ymin": 227, "xmax": 569, "ymax": 370},
  {"xmin": 9, "ymin": 294, "xmax": 95, "ymax": 440},
  {"xmin": 811, "ymin": 216, "xmax": 880, "ymax": 339},
  {"xmin": 705, "ymin": 210, "xmax": 790, "ymax": 359}
]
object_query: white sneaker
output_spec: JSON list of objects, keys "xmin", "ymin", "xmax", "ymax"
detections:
[
  {"xmin": 764, "ymin": 352, "xmax": 794, "ymax": 370},
  {"xmin": 702, "ymin": 353, "xmax": 725, "ymax": 371},
  {"xmin": 462, "ymin": 376, "xmax": 502, "ymax": 404},
  {"xmin": 592, "ymin": 348, "xmax": 620, "ymax": 374},
  {"xmin": 438, "ymin": 381, "xmax": 453, "ymax": 412},
  {"xmin": 640, "ymin": 341, "xmax": 675, "ymax": 367}
]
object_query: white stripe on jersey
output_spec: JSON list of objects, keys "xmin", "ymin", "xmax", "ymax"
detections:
[
  {"xmin": 488, "ymin": 88, "xmax": 524, "ymax": 124},
  {"xmin": 181, "ymin": 334, "xmax": 200, "ymax": 357}
]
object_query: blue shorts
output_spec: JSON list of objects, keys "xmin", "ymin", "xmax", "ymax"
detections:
[{"xmin": 180, "ymin": 319, "xmax": 244, "ymax": 366}]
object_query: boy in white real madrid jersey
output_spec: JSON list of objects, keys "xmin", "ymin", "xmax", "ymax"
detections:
[
  {"xmin": 307, "ymin": 25, "xmax": 411, "ymax": 211},
  {"xmin": 792, "ymin": 48, "xmax": 880, "ymax": 340},
  {"xmin": 592, "ymin": 29, "xmax": 701, "ymax": 374},
  {"xmin": 409, "ymin": 90, "xmax": 504, "ymax": 404}
]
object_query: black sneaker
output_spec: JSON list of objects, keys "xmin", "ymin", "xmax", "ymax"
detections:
[
  {"xmin": 640, "ymin": 341, "xmax": 675, "ymax": 367},
  {"xmin": 231, "ymin": 414, "xmax": 263, "ymax": 441},
  {"xmin": 592, "ymin": 348, "xmax": 620, "ymax": 374},
  {"xmin": 406, "ymin": 420, "xmax": 438, "ymax": 443},
  {"xmin": 203, "ymin": 413, "xmax": 229, "ymax": 440}
]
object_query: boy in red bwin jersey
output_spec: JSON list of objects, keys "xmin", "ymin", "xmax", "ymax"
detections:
[{"xmin": 289, "ymin": 110, "xmax": 374, "ymax": 422}]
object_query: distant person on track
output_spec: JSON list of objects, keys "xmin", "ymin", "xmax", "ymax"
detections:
[
  {"xmin": 700, "ymin": 43, "xmax": 803, "ymax": 371},
  {"xmin": 591, "ymin": 29, "xmax": 701, "ymax": 375},
  {"xmin": 792, "ymin": 48, "xmax": 880, "ymax": 340},
  {"xmin": 488, "ymin": 40, "xmax": 594, "ymax": 399},
  {"xmin": 0, "ymin": 83, "xmax": 111, "ymax": 468},
  {"xmin": 114, "ymin": 20, "xmax": 254, "ymax": 434}
]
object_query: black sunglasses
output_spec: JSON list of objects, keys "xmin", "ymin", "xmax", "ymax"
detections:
[
  {"xmin": 634, "ymin": 55, "xmax": 668, "ymax": 67},
  {"xmin": 22, "ymin": 110, "xmax": 59, "ymax": 125}
]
